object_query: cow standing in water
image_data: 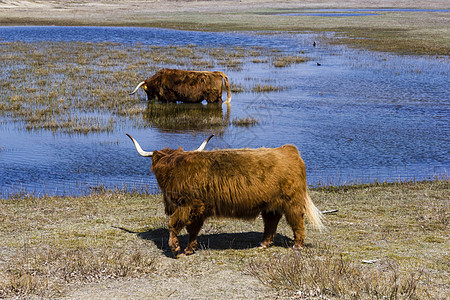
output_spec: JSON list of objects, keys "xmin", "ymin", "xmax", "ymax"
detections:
[
  {"xmin": 129, "ymin": 69, "xmax": 231, "ymax": 104},
  {"xmin": 126, "ymin": 134, "xmax": 324, "ymax": 257}
]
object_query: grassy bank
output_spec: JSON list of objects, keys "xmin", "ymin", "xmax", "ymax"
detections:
[
  {"xmin": 1, "ymin": 180, "xmax": 448, "ymax": 298},
  {"xmin": 0, "ymin": 1, "xmax": 448, "ymax": 56}
]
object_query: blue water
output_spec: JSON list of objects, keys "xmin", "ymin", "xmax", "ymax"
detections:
[
  {"xmin": 0, "ymin": 26, "xmax": 300, "ymax": 50},
  {"xmin": 0, "ymin": 27, "xmax": 449, "ymax": 197}
]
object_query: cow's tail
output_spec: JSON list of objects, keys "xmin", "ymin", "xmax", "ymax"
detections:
[
  {"xmin": 305, "ymin": 192, "xmax": 325, "ymax": 231},
  {"xmin": 217, "ymin": 72, "xmax": 231, "ymax": 104}
]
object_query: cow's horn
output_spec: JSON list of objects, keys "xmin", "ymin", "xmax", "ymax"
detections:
[
  {"xmin": 129, "ymin": 81, "xmax": 146, "ymax": 95},
  {"xmin": 126, "ymin": 134, "xmax": 153, "ymax": 157},
  {"xmin": 195, "ymin": 135, "xmax": 214, "ymax": 152}
]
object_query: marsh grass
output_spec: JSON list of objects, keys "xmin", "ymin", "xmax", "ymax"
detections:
[
  {"xmin": 0, "ymin": 180, "xmax": 448, "ymax": 298},
  {"xmin": 252, "ymin": 83, "xmax": 286, "ymax": 93},
  {"xmin": 232, "ymin": 116, "xmax": 259, "ymax": 127},
  {"xmin": 0, "ymin": 41, "xmax": 304, "ymax": 134},
  {"xmin": 273, "ymin": 55, "xmax": 307, "ymax": 67}
]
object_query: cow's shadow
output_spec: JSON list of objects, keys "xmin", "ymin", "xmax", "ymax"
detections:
[{"xmin": 114, "ymin": 226, "xmax": 293, "ymax": 258}]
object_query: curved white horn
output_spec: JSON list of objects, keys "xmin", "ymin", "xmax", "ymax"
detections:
[
  {"xmin": 129, "ymin": 81, "xmax": 146, "ymax": 95},
  {"xmin": 195, "ymin": 135, "xmax": 214, "ymax": 152},
  {"xmin": 126, "ymin": 134, "xmax": 153, "ymax": 157}
]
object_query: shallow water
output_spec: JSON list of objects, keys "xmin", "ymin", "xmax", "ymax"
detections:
[{"xmin": 0, "ymin": 27, "xmax": 449, "ymax": 197}]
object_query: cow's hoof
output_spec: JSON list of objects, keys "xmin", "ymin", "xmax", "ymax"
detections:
[
  {"xmin": 172, "ymin": 247, "xmax": 182, "ymax": 258},
  {"xmin": 258, "ymin": 243, "xmax": 271, "ymax": 249},
  {"xmin": 183, "ymin": 249, "xmax": 195, "ymax": 256},
  {"xmin": 292, "ymin": 244, "xmax": 303, "ymax": 251}
]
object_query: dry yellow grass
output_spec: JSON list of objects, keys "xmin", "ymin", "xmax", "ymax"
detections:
[{"xmin": 0, "ymin": 180, "xmax": 448, "ymax": 298}]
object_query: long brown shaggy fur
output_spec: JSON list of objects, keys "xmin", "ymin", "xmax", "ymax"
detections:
[
  {"xmin": 149, "ymin": 145, "xmax": 324, "ymax": 257},
  {"xmin": 136, "ymin": 69, "xmax": 231, "ymax": 103}
]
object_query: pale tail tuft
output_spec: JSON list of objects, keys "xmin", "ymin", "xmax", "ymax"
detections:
[{"xmin": 305, "ymin": 193, "xmax": 325, "ymax": 231}]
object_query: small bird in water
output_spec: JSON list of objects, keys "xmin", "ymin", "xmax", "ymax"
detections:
[
  {"xmin": 313, "ymin": 41, "xmax": 316, "ymax": 47},
  {"xmin": 317, "ymin": 62, "xmax": 321, "ymax": 66}
]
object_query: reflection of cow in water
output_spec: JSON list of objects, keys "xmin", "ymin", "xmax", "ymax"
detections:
[
  {"xmin": 144, "ymin": 102, "xmax": 230, "ymax": 132},
  {"xmin": 126, "ymin": 134, "xmax": 324, "ymax": 258},
  {"xmin": 129, "ymin": 69, "xmax": 231, "ymax": 104}
]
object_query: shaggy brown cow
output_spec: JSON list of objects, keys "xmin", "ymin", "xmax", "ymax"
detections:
[
  {"xmin": 129, "ymin": 69, "xmax": 231, "ymax": 104},
  {"xmin": 126, "ymin": 134, "xmax": 324, "ymax": 257}
]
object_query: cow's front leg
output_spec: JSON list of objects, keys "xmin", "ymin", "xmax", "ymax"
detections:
[
  {"xmin": 184, "ymin": 217, "xmax": 204, "ymax": 255},
  {"xmin": 168, "ymin": 208, "xmax": 188, "ymax": 258}
]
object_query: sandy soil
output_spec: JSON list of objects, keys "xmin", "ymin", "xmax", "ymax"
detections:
[{"xmin": 62, "ymin": 268, "xmax": 277, "ymax": 299}]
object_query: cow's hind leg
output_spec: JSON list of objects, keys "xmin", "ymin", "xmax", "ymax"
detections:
[
  {"xmin": 260, "ymin": 210, "xmax": 282, "ymax": 248},
  {"xmin": 184, "ymin": 217, "xmax": 204, "ymax": 255},
  {"xmin": 284, "ymin": 205, "xmax": 306, "ymax": 250}
]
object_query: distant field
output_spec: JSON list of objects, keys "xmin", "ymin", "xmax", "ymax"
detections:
[{"xmin": 0, "ymin": 0, "xmax": 449, "ymax": 55}]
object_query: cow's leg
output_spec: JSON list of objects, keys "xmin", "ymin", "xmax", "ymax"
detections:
[
  {"xmin": 184, "ymin": 217, "xmax": 204, "ymax": 255},
  {"xmin": 168, "ymin": 207, "xmax": 191, "ymax": 258},
  {"xmin": 260, "ymin": 210, "xmax": 283, "ymax": 248},
  {"xmin": 284, "ymin": 205, "xmax": 306, "ymax": 250}
]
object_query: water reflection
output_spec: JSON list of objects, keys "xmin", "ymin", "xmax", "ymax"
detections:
[{"xmin": 143, "ymin": 102, "xmax": 231, "ymax": 133}]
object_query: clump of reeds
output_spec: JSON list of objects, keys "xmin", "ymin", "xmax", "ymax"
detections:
[
  {"xmin": 232, "ymin": 117, "xmax": 259, "ymax": 127},
  {"xmin": 252, "ymin": 84, "xmax": 285, "ymax": 93},
  {"xmin": 273, "ymin": 55, "xmax": 307, "ymax": 67},
  {"xmin": 230, "ymin": 83, "xmax": 245, "ymax": 93}
]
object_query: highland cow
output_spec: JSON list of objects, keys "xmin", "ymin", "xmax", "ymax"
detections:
[
  {"xmin": 126, "ymin": 134, "xmax": 324, "ymax": 257},
  {"xmin": 129, "ymin": 69, "xmax": 231, "ymax": 104}
]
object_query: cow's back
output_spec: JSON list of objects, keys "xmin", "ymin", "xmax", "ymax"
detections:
[{"xmin": 152, "ymin": 145, "xmax": 307, "ymax": 218}]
